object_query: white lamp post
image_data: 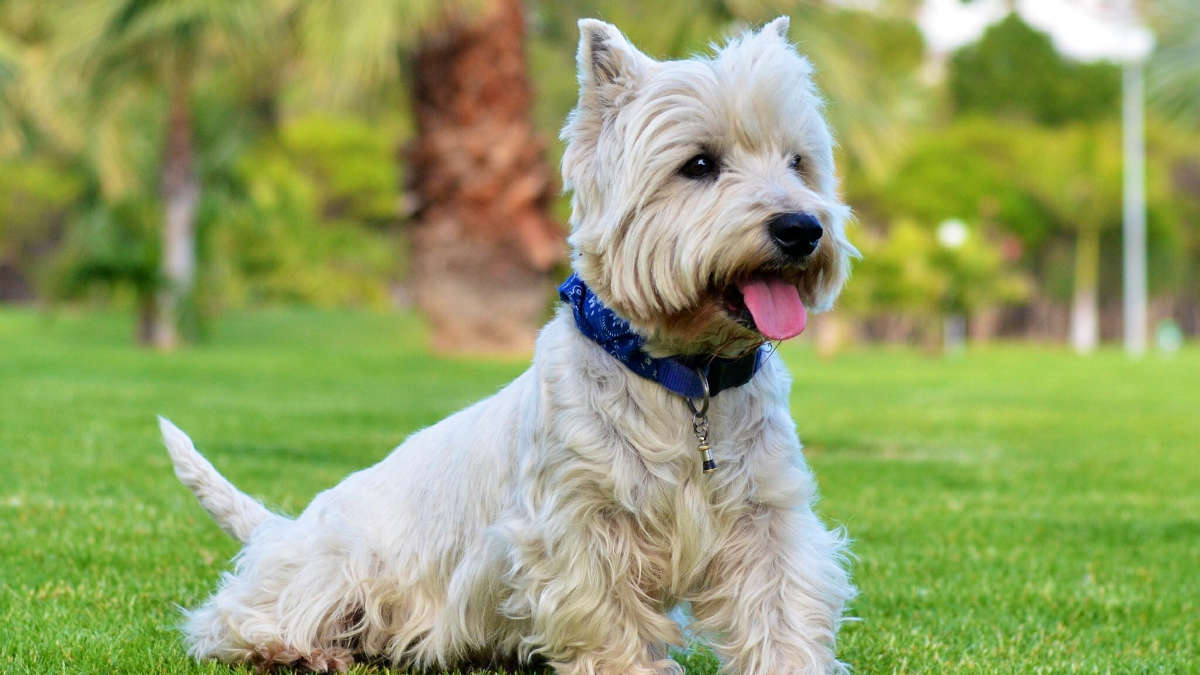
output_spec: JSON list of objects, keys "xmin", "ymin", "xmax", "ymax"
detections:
[
  {"xmin": 938, "ymin": 219, "xmax": 969, "ymax": 354},
  {"xmin": 1122, "ymin": 61, "xmax": 1148, "ymax": 357}
]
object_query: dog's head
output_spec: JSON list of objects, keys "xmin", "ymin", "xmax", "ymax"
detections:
[{"xmin": 561, "ymin": 17, "xmax": 857, "ymax": 356}]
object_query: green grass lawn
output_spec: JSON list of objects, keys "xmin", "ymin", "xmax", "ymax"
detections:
[{"xmin": 2, "ymin": 308, "xmax": 1197, "ymax": 673}]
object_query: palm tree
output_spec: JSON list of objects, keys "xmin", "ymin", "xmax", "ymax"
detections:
[
  {"xmin": 57, "ymin": 1, "xmax": 274, "ymax": 348},
  {"xmin": 0, "ymin": 4, "xmax": 86, "ymax": 160},
  {"xmin": 297, "ymin": 0, "xmax": 563, "ymax": 353},
  {"xmin": 407, "ymin": 0, "xmax": 562, "ymax": 353},
  {"xmin": 1020, "ymin": 125, "xmax": 1123, "ymax": 353}
]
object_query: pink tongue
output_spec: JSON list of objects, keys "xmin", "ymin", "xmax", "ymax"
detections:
[{"xmin": 738, "ymin": 279, "xmax": 807, "ymax": 340}]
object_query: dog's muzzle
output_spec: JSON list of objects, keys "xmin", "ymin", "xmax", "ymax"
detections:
[{"xmin": 768, "ymin": 212, "xmax": 823, "ymax": 260}]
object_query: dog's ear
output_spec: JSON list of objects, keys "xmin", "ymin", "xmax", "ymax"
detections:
[
  {"xmin": 761, "ymin": 16, "xmax": 790, "ymax": 40},
  {"xmin": 576, "ymin": 19, "xmax": 652, "ymax": 97},
  {"xmin": 561, "ymin": 20, "xmax": 654, "ymax": 220}
]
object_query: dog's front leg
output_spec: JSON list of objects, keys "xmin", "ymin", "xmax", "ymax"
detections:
[
  {"xmin": 689, "ymin": 505, "xmax": 854, "ymax": 675},
  {"xmin": 509, "ymin": 513, "xmax": 684, "ymax": 675}
]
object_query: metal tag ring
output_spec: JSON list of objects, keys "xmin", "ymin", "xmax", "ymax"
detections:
[{"xmin": 686, "ymin": 366, "xmax": 710, "ymax": 418}]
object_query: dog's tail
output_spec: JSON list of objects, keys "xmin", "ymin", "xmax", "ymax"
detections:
[{"xmin": 158, "ymin": 416, "xmax": 280, "ymax": 543}]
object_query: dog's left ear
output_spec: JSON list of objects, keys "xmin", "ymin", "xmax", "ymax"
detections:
[{"xmin": 761, "ymin": 16, "xmax": 791, "ymax": 40}]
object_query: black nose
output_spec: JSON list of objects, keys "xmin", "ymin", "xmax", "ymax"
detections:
[{"xmin": 768, "ymin": 212, "xmax": 823, "ymax": 259}]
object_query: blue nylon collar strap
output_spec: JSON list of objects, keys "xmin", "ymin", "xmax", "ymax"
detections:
[{"xmin": 558, "ymin": 273, "xmax": 764, "ymax": 400}]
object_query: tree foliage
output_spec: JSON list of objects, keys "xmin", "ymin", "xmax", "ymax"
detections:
[
  {"xmin": 209, "ymin": 114, "xmax": 403, "ymax": 308},
  {"xmin": 841, "ymin": 218, "xmax": 1028, "ymax": 319},
  {"xmin": 950, "ymin": 14, "xmax": 1120, "ymax": 126},
  {"xmin": 1149, "ymin": 0, "xmax": 1200, "ymax": 123}
]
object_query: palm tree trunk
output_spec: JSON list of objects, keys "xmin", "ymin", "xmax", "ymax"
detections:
[
  {"xmin": 409, "ymin": 0, "xmax": 563, "ymax": 354},
  {"xmin": 1070, "ymin": 227, "xmax": 1100, "ymax": 353},
  {"xmin": 153, "ymin": 60, "xmax": 199, "ymax": 349},
  {"xmin": 137, "ymin": 290, "xmax": 157, "ymax": 345}
]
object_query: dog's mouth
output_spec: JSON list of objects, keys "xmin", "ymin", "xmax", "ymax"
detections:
[{"xmin": 722, "ymin": 276, "xmax": 807, "ymax": 340}]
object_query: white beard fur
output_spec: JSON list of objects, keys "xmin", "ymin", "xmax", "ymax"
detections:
[{"xmin": 161, "ymin": 16, "xmax": 856, "ymax": 675}]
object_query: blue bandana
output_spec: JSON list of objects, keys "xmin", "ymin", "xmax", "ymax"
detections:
[{"xmin": 558, "ymin": 273, "xmax": 764, "ymax": 400}]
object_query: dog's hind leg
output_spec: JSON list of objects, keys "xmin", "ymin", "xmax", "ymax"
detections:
[
  {"xmin": 183, "ymin": 572, "xmax": 360, "ymax": 673},
  {"xmin": 185, "ymin": 597, "xmax": 357, "ymax": 672},
  {"xmin": 181, "ymin": 517, "xmax": 384, "ymax": 672}
]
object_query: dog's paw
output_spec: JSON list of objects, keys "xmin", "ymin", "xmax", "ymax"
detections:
[
  {"xmin": 303, "ymin": 646, "xmax": 355, "ymax": 673},
  {"xmin": 251, "ymin": 643, "xmax": 302, "ymax": 671},
  {"xmin": 247, "ymin": 643, "xmax": 354, "ymax": 673}
]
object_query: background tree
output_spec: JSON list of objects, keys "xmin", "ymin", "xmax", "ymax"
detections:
[
  {"xmin": 950, "ymin": 14, "xmax": 1119, "ymax": 126},
  {"xmin": 1146, "ymin": 0, "xmax": 1200, "ymax": 336},
  {"xmin": 57, "ymin": 0, "xmax": 276, "ymax": 347},
  {"xmin": 295, "ymin": 0, "xmax": 562, "ymax": 353},
  {"xmin": 1019, "ymin": 125, "xmax": 1123, "ymax": 353},
  {"xmin": 0, "ymin": 4, "xmax": 90, "ymax": 301},
  {"xmin": 408, "ymin": 0, "xmax": 562, "ymax": 353},
  {"xmin": 948, "ymin": 14, "xmax": 1121, "ymax": 352},
  {"xmin": 847, "ymin": 119, "xmax": 1040, "ymax": 342}
]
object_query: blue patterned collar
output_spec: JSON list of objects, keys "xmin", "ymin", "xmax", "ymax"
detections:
[{"xmin": 558, "ymin": 273, "xmax": 764, "ymax": 400}]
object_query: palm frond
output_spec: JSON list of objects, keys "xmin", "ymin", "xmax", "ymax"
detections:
[
  {"xmin": 1148, "ymin": 0, "xmax": 1200, "ymax": 122},
  {"xmin": 293, "ymin": 0, "xmax": 470, "ymax": 106}
]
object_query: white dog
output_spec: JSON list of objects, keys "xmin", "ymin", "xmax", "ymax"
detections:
[{"xmin": 161, "ymin": 16, "xmax": 857, "ymax": 674}]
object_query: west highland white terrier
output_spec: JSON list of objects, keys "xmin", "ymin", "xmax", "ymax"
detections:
[{"xmin": 161, "ymin": 16, "xmax": 857, "ymax": 674}]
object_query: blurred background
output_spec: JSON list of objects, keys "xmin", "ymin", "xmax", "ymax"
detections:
[{"xmin": 0, "ymin": 0, "xmax": 1197, "ymax": 353}]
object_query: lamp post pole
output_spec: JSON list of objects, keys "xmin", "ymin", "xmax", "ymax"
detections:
[{"xmin": 1122, "ymin": 61, "xmax": 1147, "ymax": 357}]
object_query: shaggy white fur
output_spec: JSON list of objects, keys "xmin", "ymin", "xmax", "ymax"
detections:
[{"xmin": 161, "ymin": 16, "xmax": 856, "ymax": 674}]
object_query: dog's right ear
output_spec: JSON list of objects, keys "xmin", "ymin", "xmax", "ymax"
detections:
[
  {"xmin": 561, "ymin": 20, "xmax": 652, "ymax": 214},
  {"xmin": 576, "ymin": 19, "xmax": 652, "ymax": 100}
]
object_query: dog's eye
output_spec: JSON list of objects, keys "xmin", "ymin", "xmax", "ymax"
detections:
[
  {"xmin": 680, "ymin": 153, "xmax": 719, "ymax": 180},
  {"xmin": 789, "ymin": 154, "xmax": 805, "ymax": 174}
]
